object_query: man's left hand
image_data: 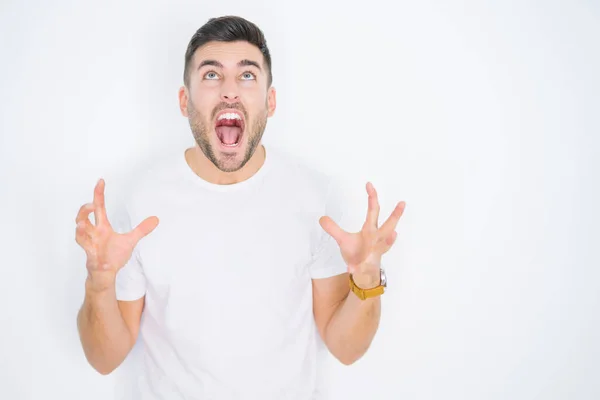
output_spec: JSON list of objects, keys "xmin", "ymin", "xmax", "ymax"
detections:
[{"xmin": 319, "ymin": 182, "xmax": 406, "ymax": 289}]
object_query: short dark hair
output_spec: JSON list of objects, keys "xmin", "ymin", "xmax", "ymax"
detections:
[{"xmin": 183, "ymin": 16, "xmax": 272, "ymax": 88}]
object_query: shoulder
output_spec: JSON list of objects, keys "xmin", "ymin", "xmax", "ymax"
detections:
[
  {"xmin": 113, "ymin": 148, "xmax": 185, "ymax": 213},
  {"xmin": 264, "ymin": 144, "xmax": 346, "ymax": 212},
  {"xmin": 266, "ymin": 144, "xmax": 334, "ymax": 195}
]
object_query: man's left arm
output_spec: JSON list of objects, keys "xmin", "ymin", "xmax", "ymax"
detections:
[
  {"xmin": 313, "ymin": 272, "xmax": 381, "ymax": 365},
  {"xmin": 313, "ymin": 181, "xmax": 406, "ymax": 365}
]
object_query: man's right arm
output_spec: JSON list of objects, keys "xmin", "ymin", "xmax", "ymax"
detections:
[
  {"xmin": 76, "ymin": 277, "xmax": 144, "ymax": 375},
  {"xmin": 75, "ymin": 178, "xmax": 159, "ymax": 375}
]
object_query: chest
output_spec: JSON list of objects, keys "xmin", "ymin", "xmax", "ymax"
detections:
[
  {"xmin": 140, "ymin": 193, "xmax": 315, "ymax": 281},
  {"xmin": 135, "ymin": 193, "xmax": 318, "ymax": 356},
  {"xmin": 135, "ymin": 190, "xmax": 320, "ymax": 327}
]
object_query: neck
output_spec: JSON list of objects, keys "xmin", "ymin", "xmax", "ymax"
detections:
[{"xmin": 185, "ymin": 144, "xmax": 266, "ymax": 185}]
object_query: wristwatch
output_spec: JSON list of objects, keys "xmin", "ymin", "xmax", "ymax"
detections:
[{"xmin": 349, "ymin": 268, "xmax": 387, "ymax": 300}]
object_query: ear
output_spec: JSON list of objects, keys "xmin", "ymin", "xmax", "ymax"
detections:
[
  {"xmin": 178, "ymin": 86, "xmax": 189, "ymax": 117},
  {"xmin": 267, "ymin": 86, "xmax": 277, "ymax": 117}
]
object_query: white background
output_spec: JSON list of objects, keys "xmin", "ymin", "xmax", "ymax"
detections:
[{"xmin": 1, "ymin": 0, "xmax": 599, "ymax": 399}]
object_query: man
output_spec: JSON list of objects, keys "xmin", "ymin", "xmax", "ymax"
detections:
[{"xmin": 75, "ymin": 15, "xmax": 405, "ymax": 399}]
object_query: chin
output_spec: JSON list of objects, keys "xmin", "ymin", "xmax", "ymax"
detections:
[
  {"xmin": 208, "ymin": 136, "xmax": 250, "ymax": 172},
  {"xmin": 215, "ymin": 150, "xmax": 247, "ymax": 172}
]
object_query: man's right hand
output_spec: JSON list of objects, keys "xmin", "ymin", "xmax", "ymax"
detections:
[{"xmin": 75, "ymin": 178, "xmax": 159, "ymax": 293}]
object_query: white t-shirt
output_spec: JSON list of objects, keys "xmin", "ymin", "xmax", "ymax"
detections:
[{"xmin": 111, "ymin": 143, "xmax": 348, "ymax": 400}]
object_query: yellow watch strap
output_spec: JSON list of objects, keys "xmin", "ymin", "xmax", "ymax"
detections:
[{"xmin": 349, "ymin": 274, "xmax": 385, "ymax": 300}]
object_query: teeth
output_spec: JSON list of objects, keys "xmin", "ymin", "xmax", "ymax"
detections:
[{"xmin": 217, "ymin": 112, "xmax": 242, "ymax": 121}]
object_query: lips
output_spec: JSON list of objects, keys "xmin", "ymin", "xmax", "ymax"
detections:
[{"xmin": 214, "ymin": 110, "xmax": 245, "ymax": 147}]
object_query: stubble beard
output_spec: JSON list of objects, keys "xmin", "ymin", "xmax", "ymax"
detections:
[{"xmin": 187, "ymin": 100, "xmax": 268, "ymax": 173}]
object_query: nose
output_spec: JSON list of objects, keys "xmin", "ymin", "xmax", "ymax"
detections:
[{"xmin": 220, "ymin": 79, "xmax": 240, "ymax": 103}]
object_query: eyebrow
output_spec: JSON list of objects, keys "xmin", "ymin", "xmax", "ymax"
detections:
[
  {"xmin": 197, "ymin": 59, "xmax": 262, "ymax": 71},
  {"xmin": 238, "ymin": 59, "xmax": 262, "ymax": 70}
]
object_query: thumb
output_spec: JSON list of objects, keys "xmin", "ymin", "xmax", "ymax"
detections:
[
  {"xmin": 128, "ymin": 216, "xmax": 160, "ymax": 244},
  {"xmin": 319, "ymin": 216, "xmax": 346, "ymax": 244}
]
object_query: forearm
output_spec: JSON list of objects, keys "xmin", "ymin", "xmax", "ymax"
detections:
[
  {"xmin": 77, "ymin": 279, "xmax": 133, "ymax": 375},
  {"xmin": 325, "ymin": 289, "xmax": 381, "ymax": 365}
]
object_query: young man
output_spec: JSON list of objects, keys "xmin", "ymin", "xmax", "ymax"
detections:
[{"xmin": 75, "ymin": 15, "xmax": 405, "ymax": 399}]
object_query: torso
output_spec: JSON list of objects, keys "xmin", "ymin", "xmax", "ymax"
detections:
[{"xmin": 114, "ymin": 144, "xmax": 343, "ymax": 399}]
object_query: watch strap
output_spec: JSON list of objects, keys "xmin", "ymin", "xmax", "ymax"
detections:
[{"xmin": 349, "ymin": 274, "xmax": 385, "ymax": 300}]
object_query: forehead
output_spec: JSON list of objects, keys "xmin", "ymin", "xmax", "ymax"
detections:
[{"xmin": 193, "ymin": 41, "xmax": 265, "ymax": 68}]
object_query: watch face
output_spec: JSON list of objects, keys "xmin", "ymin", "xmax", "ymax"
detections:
[{"xmin": 380, "ymin": 269, "xmax": 387, "ymax": 287}]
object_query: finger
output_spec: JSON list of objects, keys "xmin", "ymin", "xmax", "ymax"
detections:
[
  {"xmin": 379, "ymin": 201, "xmax": 406, "ymax": 236},
  {"xmin": 127, "ymin": 216, "xmax": 160, "ymax": 245},
  {"xmin": 76, "ymin": 219, "xmax": 94, "ymax": 237},
  {"xmin": 319, "ymin": 216, "xmax": 348, "ymax": 245},
  {"xmin": 364, "ymin": 182, "xmax": 380, "ymax": 231},
  {"xmin": 75, "ymin": 203, "xmax": 95, "ymax": 227},
  {"xmin": 75, "ymin": 223, "xmax": 92, "ymax": 248},
  {"xmin": 93, "ymin": 179, "xmax": 109, "ymax": 226}
]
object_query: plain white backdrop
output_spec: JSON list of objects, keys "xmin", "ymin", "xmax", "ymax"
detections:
[{"xmin": 1, "ymin": 0, "xmax": 599, "ymax": 399}]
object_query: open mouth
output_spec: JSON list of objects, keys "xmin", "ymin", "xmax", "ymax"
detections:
[{"xmin": 215, "ymin": 111, "xmax": 245, "ymax": 147}]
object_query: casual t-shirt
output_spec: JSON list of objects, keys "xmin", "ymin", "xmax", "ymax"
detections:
[{"xmin": 111, "ymin": 143, "xmax": 348, "ymax": 399}]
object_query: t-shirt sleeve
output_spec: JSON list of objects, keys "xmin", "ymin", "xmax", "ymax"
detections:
[
  {"xmin": 308, "ymin": 178, "xmax": 349, "ymax": 279},
  {"xmin": 110, "ymin": 196, "xmax": 147, "ymax": 301}
]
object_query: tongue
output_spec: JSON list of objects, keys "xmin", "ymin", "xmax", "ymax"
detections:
[{"xmin": 216, "ymin": 126, "xmax": 242, "ymax": 145}]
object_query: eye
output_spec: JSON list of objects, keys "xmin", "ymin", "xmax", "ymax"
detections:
[
  {"xmin": 204, "ymin": 71, "xmax": 219, "ymax": 80},
  {"xmin": 241, "ymin": 71, "xmax": 256, "ymax": 80}
]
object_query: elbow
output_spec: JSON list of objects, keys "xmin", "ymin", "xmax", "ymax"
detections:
[
  {"xmin": 83, "ymin": 352, "xmax": 119, "ymax": 376},
  {"xmin": 338, "ymin": 356, "xmax": 359, "ymax": 366},
  {"xmin": 336, "ymin": 351, "xmax": 364, "ymax": 366},
  {"xmin": 326, "ymin": 339, "xmax": 369, "ymax": 366},
  {"xmin": 94, "ymin": 365, "xmax": 117, "ymax": 376},
  {"xmin": 334, "ymin": 342, "xmax": 372, "ymax": 365},
  {"xmin": 339, "ymin": 358, "xmax": 355, "ymax": 366},
  {"xmin": 86, "ymin": 358, "xmax": 117, "ymax": 376}
]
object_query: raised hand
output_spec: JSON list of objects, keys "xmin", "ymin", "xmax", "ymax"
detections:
[
  {"xmin": 319, "ymin": 182, "xmax": 405, "ymax": 288},
  {"xmin": 75, "ymin": 179, "xmax": 159, "ymax": 292}
]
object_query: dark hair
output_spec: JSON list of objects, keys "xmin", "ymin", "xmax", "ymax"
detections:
[{"xmin": 183, "ymin": 16, "xmax": 272, "ymax": 88}]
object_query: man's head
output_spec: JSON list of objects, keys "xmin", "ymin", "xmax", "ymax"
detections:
[{"xmin": 179, "ymin": 16, "xmax": 276, "ymax": 173}]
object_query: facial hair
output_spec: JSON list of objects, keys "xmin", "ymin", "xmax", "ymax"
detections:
[{"xmin": 187, "ymin": 99, "xmax": 268, "ymax": 173}]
